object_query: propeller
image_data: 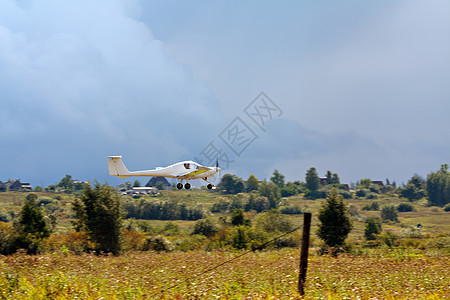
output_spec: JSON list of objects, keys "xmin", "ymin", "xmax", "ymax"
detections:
[{"xmin": 212, "ymin": 158, "xmax": 222, "ymax": 185}]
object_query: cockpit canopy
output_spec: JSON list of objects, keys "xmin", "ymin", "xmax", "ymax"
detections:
[{"xmin": 183, "ymin": 162, "xmax": 201, "ymax": 170}]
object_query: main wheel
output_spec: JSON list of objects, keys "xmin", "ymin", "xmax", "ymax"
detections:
[
  {"xmin": 176, "ymin": 183, "xmax": 183, "ymax": 189},
  {"xmin": 207, "ymin": 184, "xmax": 213, "ymax": 189},
  {"xmin": 185, "ymin": 183, "xmax": 191, "ymax": 189}
]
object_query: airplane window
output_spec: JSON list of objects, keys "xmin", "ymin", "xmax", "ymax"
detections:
[{"xmin": 184, "ymin": 163, "xmax": 190, "ymax": 169}]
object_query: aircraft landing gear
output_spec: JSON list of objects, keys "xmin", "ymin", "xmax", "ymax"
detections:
[
  {"xmin": 203, "ymin": 177, "xmax": 215, "ymax": 190},
  {"xmin": 185, "ymin": 183, "xmax": 191, "ymax": 189},
  {"xmin": 176, "ymin": 183, "xmax": 183, "ymax": 190}
]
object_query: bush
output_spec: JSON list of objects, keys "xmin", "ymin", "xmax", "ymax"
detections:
[
  {"xmin": 174, "ymin": 235, "xmax": 208, "ymax": 251},
  {"xmin": 356, "ymin": 189, "xmax": 368, "ymax": 197},
  {"xmin": 381, "ymin": 205, "xmax": 399, "ymax": 222},
  {"xmin": 192, "ymin": 218, "xmax": 219, "ymax": 237},
  {"xmin": 364, "ymin": 217, "xmax": 382, "ymax": 240},
  {"xmin": 0, "ymin": 211, "xmax": 10, "ymax": 222},
  {"xmin": 272, "ymin": 233, "xmax": 301, "ymax": 248},
  {"xmin": 397, "ymin": 202, "xmax": 415, "ymax": 212},
  {"xmin": 339, "ymin": 191, "xmax": 353, "ymax": 199},
  {"xmin": 366, "ymin": 193, "xmax": 378, "ymax": 199},
  {"xmin": 255, "ymin": 210, "xmax": 294, "ymax": 233},
  {"xmin": 142, "ymin": 235, "xmax": 174, "ymax": 252},
  {"xmin": 210, "ymin": 199, "xmax": 230, "ymax": 213},
  {"xmin": 0, "ymin": 222, "xmax": 16, "ymax": 255},
  {"xmin": 362, "ymin": 201, "xmax": 380, "ymax": 211},
  {"xmin": 281, "ymin": 184, "xmax": 298, "ymax": 197},
  {"xmin": 279, "ymin": 205, "xmax": 302, "ymax": 215},
  {"xmin": 443, "ymin": 203, "xmax": 450, "ymax": 212}
]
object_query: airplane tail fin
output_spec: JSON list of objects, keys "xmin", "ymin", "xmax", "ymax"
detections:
[{"xmin": 107, "ymin": 156, "xmax": 131, "ymax": 178}]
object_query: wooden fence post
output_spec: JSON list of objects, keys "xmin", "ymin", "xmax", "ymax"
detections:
[{"xmin": 298, "ymin": 212, "xmax": 311, "ymax": 296}]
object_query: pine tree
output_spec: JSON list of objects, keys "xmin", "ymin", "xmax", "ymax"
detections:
[
  {"xmin": 305, "ymin": 167, "xmax": 320, "ymax": 197},
  {"xmin": 73, "ymin": 183, "xmax": 123, "ymax": 255},
  {"xmin": 14, "ymin": 193, "xmax": 50, "ymax": 254},
  {"xmin": 270, "ymin": 170, "xmax": 285, "ymax": 188},
  {"xmin": 364, "ymin": 217, "xmax": 382, "ymax": 240},
  {"xmin": 317, "ymin": 189, "xmax": 352, "ymax": 252}
]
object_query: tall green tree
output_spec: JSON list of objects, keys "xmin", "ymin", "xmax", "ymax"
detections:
[
  {"xmin": 364, "ymin": 217, "xmax": 382, "ymax": 240},
  {"xmin": 325, "ymin": 171, "xmax": 340, "ymax": 185},
  {"xmin": 259, "ymin": 181, "xmax": 281, "ymax": 208},
  {"xmin": 133, "ymin": 180, "xmax": 141, "ymax": 187},
  {"xmin": 305, "ymin": 167, "xmax": 320, "ymax": 197},
  {"xmin": 246, "ymin": 174, "xmax": 260, "ymax": 191},
  {"xmin": 426, "ymin": 164, "xmax": 450, "ymax": 207},
  {"xmin": 317, "ymin": 189, "xmax": 352, "ymax": 251},
  {"xmin": 270, "ymin": 170, "xmax": 285, "ymax": 188},
  {"xmin": 220, "ymin": 174, "xmax": 245, "ymax": 194},
  {"xmin": 14, "ymin": 193, "xmax": 50, "ymax": 254},
  {"xmin": 400, "ymin": 175, "xmax": 426, "ymax": 201},
  {"xmin": 73, "ymin": 183, "xmax": 123, "ymax": 255},
  {"xmin": 58, "ymin": 174, "xmax": 75, "ymax": 193}
]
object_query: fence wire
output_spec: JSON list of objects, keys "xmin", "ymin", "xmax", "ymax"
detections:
[{"xmin": 151, "ymin": 224, "xmax": 303, "ymax": 297}]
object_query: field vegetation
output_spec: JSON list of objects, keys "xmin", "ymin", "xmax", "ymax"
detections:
[{"xmin": 0, "ymin": 165, "xmax": 449, "ymax": 298}]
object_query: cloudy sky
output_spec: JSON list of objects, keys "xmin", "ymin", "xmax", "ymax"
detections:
[{"xmin": 1, "ymin": 0, "xmax": 449, "ymax": 187}]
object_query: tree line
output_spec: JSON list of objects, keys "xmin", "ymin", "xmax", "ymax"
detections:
[{"xmin": 219, "ymin": 163, "xmax": 450, "ymax": 207}]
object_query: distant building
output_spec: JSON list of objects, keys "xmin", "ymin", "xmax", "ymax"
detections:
[
  {"xmin": 146, "ymin": 177, "xmax": 170, "ymax": 189},
  {"xmin": 20, "ymin": 183, "xmax": 33, "ymax": 191},
  {"xmin": 0, "ymin": 181, "xmax": 6, "ymax": 192},
  {"xmin": 0, "ymin": 180, "xmax": 33, "ymax": 192},
  {"xmin": 131, "ymin": 187, "xmax": 158, "ymax": 195},
  {"xmin": 6, "ymin": 180, "xmax": 22, "ymax": 191},
  {"xmin": 371, "ymin": 181, "xmax": 384, "ymax": 186}
]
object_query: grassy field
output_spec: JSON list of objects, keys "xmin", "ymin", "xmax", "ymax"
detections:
[
  {"xmin": 0, "ymin": 249, "xmax": 449, "ymax": 299},
  {"xmin": 1, "ymin": 190, "xmax": 449, "ymax": 298}
]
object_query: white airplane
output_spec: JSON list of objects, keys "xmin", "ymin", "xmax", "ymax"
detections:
[{"xmin": 107, "ymin": 156, "xmax": 221, "ymax": 190}]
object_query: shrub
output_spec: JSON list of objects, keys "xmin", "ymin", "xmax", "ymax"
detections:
[
  {"xmin": 0, "ymin": 211, "xmax": 10, "ymax": 222},
  {"xmin": 279, "ymin": 205, "xmax": 302, "ymax": 215},
  {"xmin": 174, "ymin": 235, "xmax": 208, "ymax": 251},
  {"xmin": 443, "ymin": 203, "xmax": 450, "ymax": 212},
  {"xmin": 397, "ymin": 202, "xmax": 415, "ymax": 212},
  {"xmin": 356, "ymin": 189, "xmax": 368, "ymax": 197},
  {"xmin": 381, "ymin": 205, "xmax": 399, "ymax": 222},
  {"xmin": 381, "ymin": 231, "xmax": 398, "ymax": 247},
  {"xmin": 255, "ymin": 210, "xmax": 293, "ymax": 233},
  {"xmin": 142, "ymin": 235, "xmax": 173, "ymax": 252},
  {"xmin": 339, "ymin": 191, "xmax": 353, "ymax": 199},
  {"xmin": 192, "ymin": 218, "xmax": 219, "ymax": 237},
  {"xmin": 0, "ymin": 222, "xmax": 16, "ymax": 255},
  {"xmin": 366, "ymin": 193, "xmax": 378, "ymax": 199},
  {"xmin": 362, "ymin": 201, "xmax": 380, "ymax": 211},
  {"xmin": 121, "ymin": 229, "xmax": 147, "ymax": 251},
  {"xmin": 272, "ymin": 233, "xmax": 301, "ymax": 248},
  {"xmin": 210, "ymin": 199, "xmax": 230, "ymax": 213}
]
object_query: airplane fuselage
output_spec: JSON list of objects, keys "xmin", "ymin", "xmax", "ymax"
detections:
[{"xmin": 107, "ymin": 156, "xmax": 220, "ymax": 189}]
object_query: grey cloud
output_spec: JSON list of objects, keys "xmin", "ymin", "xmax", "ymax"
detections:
[{"xmin": 0, "ymin": 0, "xmax": 222, "ymax": 185}]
